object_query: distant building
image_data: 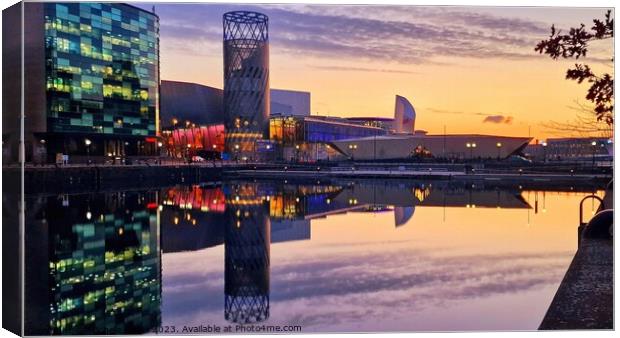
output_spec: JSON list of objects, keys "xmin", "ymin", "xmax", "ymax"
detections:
[
  {"xmin": 346, "ymin": 95, "xmax": 416, "ymax": 134},
  {"xmin": 161, "ymin": 83, "xmax": 531, "ymax": 162},
  {"xmin": 394, "ymin": 95, "xmax": 416, "ymax": 133},
  {"xmin": 2, "ymin": 2, "xmax": 160, "ymax": 163},
  {"xmin": 269, "ymin": 115, "xmax": 386, "ymax": 162},
  {"xmin": 160, "ymin": 80, "xmax": 223, "ymax": 128},
  {"xmin": 160, "ymin": 81, "xmax": 310, "ymax": 128},
  {"xmin": 270, "ymin": 89, "xmax": 311, "ymax": 116},
  {"xmin": 159, "ymin": 81, "xmax": 310, "ymax": 160},
  {"xmin": 526, "ymin": 137, "xmax": 613, "ymax": 162},
  {"xmin": 329, "ymin": 134, "xmax": 531, "ymax": 161}
]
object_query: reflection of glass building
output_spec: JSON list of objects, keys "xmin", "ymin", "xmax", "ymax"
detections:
[
  {"xmin": 25, "ymin": 192, "xmax": 161, "ymax": 335},
  {"xmin": 223, "ymin": 11, "xmax": 270, "ymax": 160},
  {"xmin": 2, "ymin": 3, "xmax": 159, "ymax": 163}
]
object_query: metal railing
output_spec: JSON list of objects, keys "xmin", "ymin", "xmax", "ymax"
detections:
[{"xmin": 579, "ymin": 195, "xmax": 604, "ymax": 227}]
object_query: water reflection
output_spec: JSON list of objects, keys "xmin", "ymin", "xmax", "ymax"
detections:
[
  {"xmin": 224, "ymin": 183, "xmax": 271, "ymax": 323},
  {"xmin": 19, "ymin": 179, "xmax": 603, "ymax": 334},
  {"xmin": 24, "ymin": 192, "xmax": 161, "ymax": 335}
]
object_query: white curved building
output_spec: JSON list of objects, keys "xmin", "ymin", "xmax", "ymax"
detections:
[{"xmin": 394, "ymin": 95, "xmax": 416, "ymax": 134}]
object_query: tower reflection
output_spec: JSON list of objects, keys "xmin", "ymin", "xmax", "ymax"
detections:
[{"xmin": 224, "ymin": 183, "xmax": 271, "ymax": 324}]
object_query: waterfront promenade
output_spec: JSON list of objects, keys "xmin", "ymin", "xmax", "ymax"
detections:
[
  {"xmin": 539, "ymin": 235, "xmax": 613, "ymax": 329},
  {"xmin": 539, "ymin": 184, "xmax": 613, "ymax": 330}
]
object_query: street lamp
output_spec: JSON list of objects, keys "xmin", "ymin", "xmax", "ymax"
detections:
[
  {"xmin": 348, "ymin": 144, "xmax": 357, "ymax": 161},
  {"xmin": 466, "ymin": 142, "xmax": 476, "ymax": 159},
  {"xmin": 157, "ymin": 141, "xmax": 163, "ymax": 163},
  {"xmin": 591, "ymin": 140, "xmax": 597, "ymax": 169},
  {"xmin": 496, "ymin": 142, "xmax": 502, "ymax": 160},
  {"xmin": 85, "ymin": 138, "xmax": 92, "ymax": 164},
  {"xmin": 542, "ymin": 142, "xmax": 547, "ymax": 162}
]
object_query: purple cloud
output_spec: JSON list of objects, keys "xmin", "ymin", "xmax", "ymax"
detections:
[{"xmin": 483, "ymin": 115, "xmax": 514, "ymax": 124}]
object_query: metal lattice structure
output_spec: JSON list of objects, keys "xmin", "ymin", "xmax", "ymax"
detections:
[
  {"xmin": 224, "ymin": 203, "xmax": 270, "ymax": 324},
  {"xmin": 223, "ymin": 11, "xmax": 270, "ymax": 160}
]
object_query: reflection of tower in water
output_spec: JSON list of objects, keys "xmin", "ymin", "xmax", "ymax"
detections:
[{"xmin": 224, "ymin": 188, "xmax": 271, "ymax": 324}]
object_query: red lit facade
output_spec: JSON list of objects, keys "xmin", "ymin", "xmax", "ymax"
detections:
[{"xmin": 163, "ymin": 124, "xmax": 225, "ymax": 158}]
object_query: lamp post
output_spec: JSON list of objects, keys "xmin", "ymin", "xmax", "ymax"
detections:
[
  {"xmin": 591, "ymin": 140, "xmax": 597, "ymax": 169},
  {"xmin": 466, "ymin": 142, "xmax": 471, "ymax": 160},
  {"xmin": 496, "ymin": 142, "xmax": 502, "ymax": 160},
  {"xmin": 374, "ymin": 130, "xmax": 377, "ymax": 161},
  {"xmin": 186, "ymin": 143, "xmax": 192, "ymax": 163},
  {"xmin": 295, "ymin": 144, "xmax": 300, "ymax": 163},
  {"xmin": 234, "ymin": 143, "xmax": 240, "ymax": 163},
  {"xmin": 466, "ymin": 142, "xmax": 476, "ymax": 160},
  {"xmin": 84, "ymin": 138, "xmax": 92, "ymax": 165},
  {"xmin": 542, "ymin": 142, "xmax": 547, "ymax": 163},
  {"xmin": 157, "ymin": 141, "xmax": 163, "ymax": 164},
  {"xmin": 348, "ymin": 144, "xmax": 357, "ymax": 161},
  {"xmin": 266, "ymin": 144, "xmax": 272, "ymax": 163}
]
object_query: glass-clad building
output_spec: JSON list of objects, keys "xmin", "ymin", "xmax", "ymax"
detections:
[
  {"xmin": 269, "ymin": 115, "xmax": 386, "ymax": 162},
  {"xmin": 2, "ymin": 2, "xmax": 160, "ymax": 164},
  {"xmin": 270, "ymin": 116, "xmax": 385, "ymax": 145}
]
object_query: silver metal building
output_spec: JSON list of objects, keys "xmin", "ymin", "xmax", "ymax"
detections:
[{"xmin": 223, "ymin": 11, "xmax": 270, "ymax": 160}]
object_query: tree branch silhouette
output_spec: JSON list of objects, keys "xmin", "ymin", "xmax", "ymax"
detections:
[
  {"xmin": 542, "ymin": 100, "xmax": 613, "ymax": 138},
  {"xmin": 535, "ymin": 10, "xmax": 614, "ymax": 125}
]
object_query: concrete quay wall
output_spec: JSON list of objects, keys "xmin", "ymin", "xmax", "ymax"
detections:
[{"xmin": 3, "ymin": 165, "xmax": 223, "ymax": 194}]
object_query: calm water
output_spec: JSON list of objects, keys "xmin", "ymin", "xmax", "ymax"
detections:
[{"xmin": 20, "ymin": 180, "xmax": 604, "ymax": 334}]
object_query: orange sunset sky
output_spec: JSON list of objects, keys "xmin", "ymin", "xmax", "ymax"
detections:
[{"xmin": 135, "ymin": 3, "xmax": 614, "ymax": 141}]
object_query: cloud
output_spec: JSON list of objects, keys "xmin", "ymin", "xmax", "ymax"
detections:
[
  {"xmin": 426, "ymin": 108, "xmax": 466, "ymax": 115},
  {"xmin": 483, "ymin": 115, "xmax": 514, "ymax": 124},
  {"xmin": 160, "ymin": 243, "xmax": 572, "ymax": 330},
  {"xmin": 310, "ymin": 65, "xmax": 418, "ymax": 74},
  {"xmin": 135, "ymin": 3, "xmax": 603, "ymax": 66},
  {"xmin": 427, "ymin": 108, "xmax": 515, "ymax": 121}
]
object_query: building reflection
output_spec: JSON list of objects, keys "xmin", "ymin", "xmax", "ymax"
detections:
[
  {"xmin": 158, "ymin": 181, "xmax": 534, "ymax": 255},
  {"xmin": 160, "ymin": 185, "xmax": 226, "ymax": 253},
  {"xmin": 224, "ymin": 183, "xmax": 271, "ymax": 323},
  {"xmin": 25, "ymin": 191, "xmax": 161, "ymax": 335}
]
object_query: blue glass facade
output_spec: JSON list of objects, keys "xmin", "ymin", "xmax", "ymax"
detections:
[
  {"xmin": 304, "ymin": 119, "xmax": 384, "ymax": 143},
  {"xmin": 43, "ymin": 3, "xmax": 159, "ymax": 136},
  {"xmin": 269, "ymin": 116, "xmax": 385, "ymax": 145}
]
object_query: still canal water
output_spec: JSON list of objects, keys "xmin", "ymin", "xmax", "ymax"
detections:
[{"xmin": 20, "ymin": 179, "xmax": 604, "ymax": 334}]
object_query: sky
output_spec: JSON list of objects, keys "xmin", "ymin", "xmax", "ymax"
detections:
[{"xmin": 133, "ymin": 2, "xmax": 614, "ymax": 140}]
